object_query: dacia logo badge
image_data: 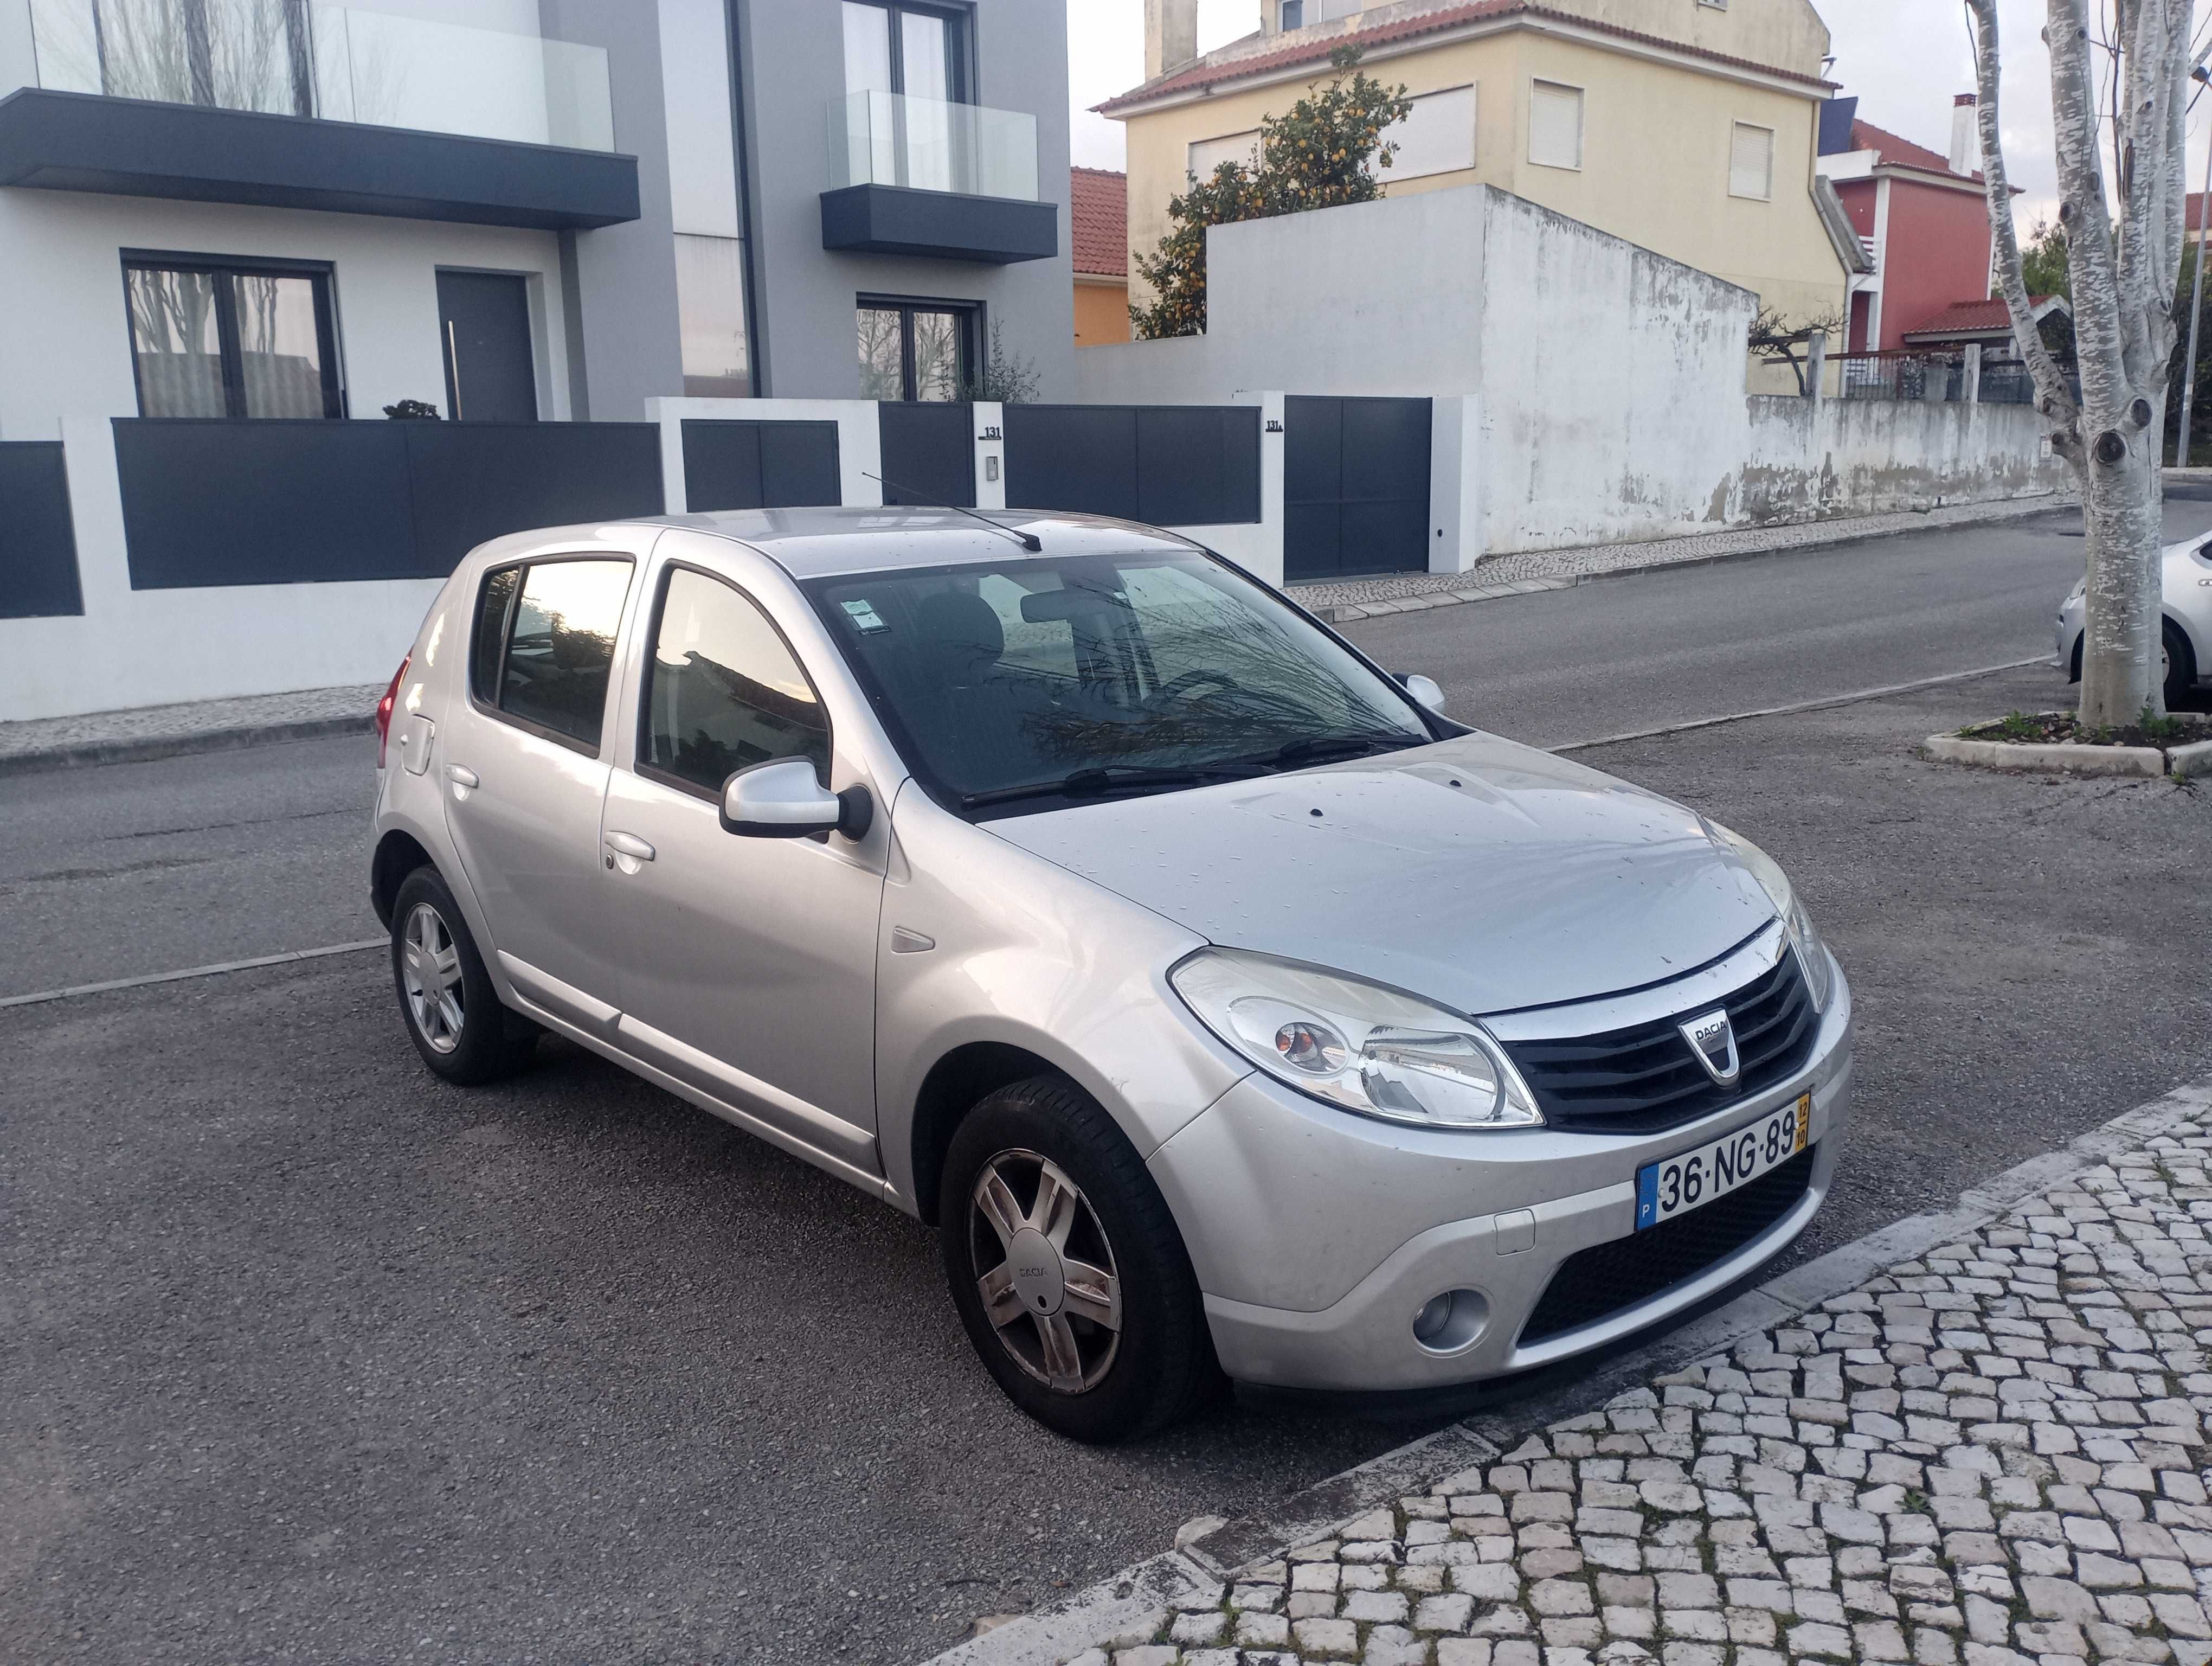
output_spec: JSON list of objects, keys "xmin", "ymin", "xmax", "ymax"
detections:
[{"xmin": 1679, "ymin": 1009, "xmax": 1740, "ymax": 1086}]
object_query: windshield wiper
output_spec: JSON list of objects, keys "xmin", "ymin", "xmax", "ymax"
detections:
[
  {"xmin": 1262, "ymin": 730, "xmax": 1423, "ymax": 771},
  {"xmin": 960, "ymin": 762, "xmax": 1262, "ymax": 809}
]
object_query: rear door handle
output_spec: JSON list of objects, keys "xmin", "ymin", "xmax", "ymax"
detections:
[
  {"xmin": 604, "ymin": 830, "xmax": 656, "ymax": 862},
  {"xmin": 446, "ymin": 765, "xmax": 479, "ymax": 788}
]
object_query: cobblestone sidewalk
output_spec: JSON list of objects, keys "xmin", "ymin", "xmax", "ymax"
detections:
[
  {"xmin": 1027, "ymin": 1086, "xmax": 2212, "ymax": 1666},
  {"xmin": 1293, "ymin": 493, "xmax": 2080, "ymax": 624},
  {"xmin": 0, "ymin": 683, "xmax": 381, "ymax": 774}
]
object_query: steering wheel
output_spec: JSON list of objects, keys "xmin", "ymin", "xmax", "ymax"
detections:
[{"xmin": 1150, "ymin": 669, "xmax": 1243, "ymax": 703}]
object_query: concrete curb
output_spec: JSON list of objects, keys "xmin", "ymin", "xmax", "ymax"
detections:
[
  {"xmin": 1922, "ymin": 731, "xmax": 2169, "ymax": 777},
  {"xmin": 914, "ymin": 1071, "xmax": 2212, "ymax": 1666},
  {"xmin": 0, "ymin": 713, "xmax": 374, "ymax": 778},
  {"xmin": 1301, "ymin": 495, "xmax": 2080, "ymax": 627},
  {"xmin": 2172, "ymin": 737, "xmax": 2212, "ymax": 778}
]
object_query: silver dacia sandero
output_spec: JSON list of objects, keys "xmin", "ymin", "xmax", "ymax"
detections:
[{"xmin": 369, "ymin": 507, "xmax": 1853, "ymax": 1443}]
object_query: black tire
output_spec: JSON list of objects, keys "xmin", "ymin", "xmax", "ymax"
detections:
[
  {"xmin": 2164, "ymin": 621, "xmax": 2198, "ymax": 713},
  {"xmin": 940, "ymin": 1075, "xmax": 1219, "ymax": 1443},
  {"xmin": 389, "ymin": 866, "xmax": 537, "ymax": 1085}
]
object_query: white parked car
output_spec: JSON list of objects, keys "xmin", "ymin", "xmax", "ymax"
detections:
[
  {"xmin": 2057, "ymin": 534, "xmax": 2212, "ymax": 709},
  {"xmin": 369, "ymin": 508, "xmax": 1853, "ymax": 1441}
]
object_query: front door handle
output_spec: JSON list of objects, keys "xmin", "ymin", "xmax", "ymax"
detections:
[{"xmin": 604, "ymin": 831, "xmax": 655, "ymax": 861}]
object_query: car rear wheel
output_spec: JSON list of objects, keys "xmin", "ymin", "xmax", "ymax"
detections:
[
  {"xmin": 940, "ymin": 1075, "xmax": 1219, "ymax": 1443},
  {"xmin": 389, "ymin": 866, "xmax": 537, "ymax": 1085}
]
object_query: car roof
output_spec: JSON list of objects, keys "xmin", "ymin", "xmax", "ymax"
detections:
[{"xmin": 645, "ymin": 505, "xmax": 1203, "ymax": 579}]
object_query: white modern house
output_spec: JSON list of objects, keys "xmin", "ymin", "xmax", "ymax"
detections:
[{"xmin": 0, "ymin": 0, "xmax": 1076, "ymax": 720}]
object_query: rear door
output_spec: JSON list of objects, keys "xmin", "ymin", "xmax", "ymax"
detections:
[{"xmin": 438, "ymin": 543, "xmax": 645, "ymax": 1027}]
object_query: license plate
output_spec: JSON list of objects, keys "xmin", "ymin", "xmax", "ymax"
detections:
[{"xmin": 1635, "ymin": 1094, "xmax": 1810, "ymax": 1230}]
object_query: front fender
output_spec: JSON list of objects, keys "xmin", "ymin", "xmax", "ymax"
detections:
[{"xmin": 873, "ymin": 786, "xmax": 1249, "ymax": 1215}]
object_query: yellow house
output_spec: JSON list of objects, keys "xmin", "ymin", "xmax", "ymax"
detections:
[{"xmin": 1103, "ymin": 0, "xmax": 1853, "ymax": 350}]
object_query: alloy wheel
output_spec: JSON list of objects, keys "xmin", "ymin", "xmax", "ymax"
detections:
[
  {"xmin": 967, "ymin": 1149, "xmax": 1123, "ymax": 1394},
  {"xmin": 401, "ymin": 902, "xmax": 465, "ymax": 1054}
]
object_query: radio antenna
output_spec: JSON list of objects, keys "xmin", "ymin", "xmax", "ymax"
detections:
[{"xmin": 864, "ymin": 473, "xmax": 1042, "ymax": 552}]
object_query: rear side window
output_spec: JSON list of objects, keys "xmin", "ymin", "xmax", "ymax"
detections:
[
  {"xmin": 470, "ymin": 558, "xmax": 633, "ymax": 752},
  {"xmin": 640, "ymin": 566, "xmax": 829, "ymax": 795}
]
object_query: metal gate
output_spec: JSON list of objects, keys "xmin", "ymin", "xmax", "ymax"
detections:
[
  {"xmin": 878, "ymin": 402, "xmax": 975, "ymax": 507},
  {"xmin": 1282, "ymin": 395, "xmax": 1431, "ymax": 582}
]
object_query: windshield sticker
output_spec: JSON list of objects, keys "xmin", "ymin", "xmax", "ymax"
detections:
[{"xmin": 841, "ymin": 599, "xmax": 890, "ymax": 634}]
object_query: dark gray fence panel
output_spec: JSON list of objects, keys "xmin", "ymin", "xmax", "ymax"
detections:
[
  {"xmin": 681, "ymin": 419, "xmax": 841, "ymax": 512},
  {"xmin": 402, "ymin": 422, "xmax": 663, "ymax": 572},
  {"xmin": 1283, "ymin": 395, "xmax": 1429, "ymax": 581},
  {"xmin": 114, "ymin": 419, "xmax": 664, "ymax": 589},
  {"xmin": 878, "ymin": 402, "xmax": 974, "ymax": 507},
  {"xmin": 1004, "ymin": 404, "xmax": 1261, "ymax": 526},
  {"xmin": 0, "ymin": 441, "xmax": 83, "ymax": 618},
  {"xmin": 117, "ymin": 420, "xmax": 416, "ymax": 588}
]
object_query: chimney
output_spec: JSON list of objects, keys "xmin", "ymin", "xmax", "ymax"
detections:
[
  {"xmin": 1950, "ymin": 92, "xmax": 1977, "ymax": 176},
  {"xmin": 1145, "ymin": 0, "xmax": 1199, "ymax": 81}
]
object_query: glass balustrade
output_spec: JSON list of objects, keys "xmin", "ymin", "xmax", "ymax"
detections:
[
  {"xmin": 22, "ymin": 0, "xmax": 613, "ymax": 151},
  {"xmin": 827, "ymin": 89, "xmax": 1039, "ymax": 202}
]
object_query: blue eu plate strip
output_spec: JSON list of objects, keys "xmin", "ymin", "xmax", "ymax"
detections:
[{"xmin": 1634, "ymin": 1163, "xmax": 1660, "ymax": 1229}]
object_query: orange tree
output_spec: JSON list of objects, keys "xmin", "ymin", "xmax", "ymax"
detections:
[{"xmin": 1130, "ymin": 47, "xmax": 1412, "ymax": 340}]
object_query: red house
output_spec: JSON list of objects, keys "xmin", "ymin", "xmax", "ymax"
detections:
[{"xmin": 1818, "ymin": 94, "xmax": 1997, "ymax": 353}]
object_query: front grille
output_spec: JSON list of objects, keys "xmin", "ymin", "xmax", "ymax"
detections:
[
  {"xmin": 1519, "ymin": 1144, "xmax": 1818, "ymax": 1347},
  {"xmin": 1502, "ymin": 946, "xmax": 1817, "ymax": 1136}
]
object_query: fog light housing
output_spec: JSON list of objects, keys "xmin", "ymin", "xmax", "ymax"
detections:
[{"xmin": 1410, "ymin": 1289, "xmax": 1489, "ymax": 1354}]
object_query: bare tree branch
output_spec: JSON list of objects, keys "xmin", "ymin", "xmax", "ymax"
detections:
[{"xmin": 1966, "ymin": 0, "xmax": 2082, "ymax": 448}]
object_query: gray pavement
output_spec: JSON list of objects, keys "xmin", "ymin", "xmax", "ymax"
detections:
[{"xmin": 4, "ymin": 508, "xmax": 2211, "ymax": 1664}]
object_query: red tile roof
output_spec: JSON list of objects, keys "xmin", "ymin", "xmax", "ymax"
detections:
[
  {"xmin": 1071, "ymin": 166, "xmax": 1128, "ymax": 278},
  {"xmin": 1899, "ymin": 296, "xmax": 2064, "ymax": 339},
  {"xmin": 1850, "ymin": 118, "xmax": 1978, "ymax": 183},
  {"xmin": 1094, "ymin": 0, "xmax": 1830, "ymax": 116}
]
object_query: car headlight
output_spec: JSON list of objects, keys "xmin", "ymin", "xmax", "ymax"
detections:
[
  {"xmin": 1707, "ymin": 822, "xmax": 1834, "ymax": 1013},
  {"xmin": 1169, "ymin": 949, "xmax": 1542, "ymax": 1130},
  {"xmin": 2066, "ymin": 575, "xmax": 2087, "ymax": 605}
]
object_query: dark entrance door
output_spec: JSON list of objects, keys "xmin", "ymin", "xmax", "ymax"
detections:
[
  {"xmin": 1282, "ymin": 395, "xmax": 1431, "ymax": 582},
  {"xmin": 437, "ymin": 272, "xmax": 537, "ymax": 423},
  {"xmin": 878, "ymin": 401, "xmax": 975, "ymax": 506}
]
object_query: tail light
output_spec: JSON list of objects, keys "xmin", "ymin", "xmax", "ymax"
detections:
[{"xmin": 375, "ymin": 654, "xmax": 410, "ymax": 770}]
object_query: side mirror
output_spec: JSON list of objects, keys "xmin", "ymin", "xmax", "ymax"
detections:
[
  {"xmin": 1400, "ymin": 672, "xmax": 1448, "ymax": 716},
  {"xmin": 721, "ymin": 758, "xmax": 867, "ymax": 840}
]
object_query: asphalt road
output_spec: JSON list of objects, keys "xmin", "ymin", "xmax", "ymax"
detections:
[
  {"xmin": 1346, "ymin": 490, "xmax": 2212, "ymax": 750},
  {"xmin": 5, "ymin": 499, "xmax": 2211, "ymax": 1664}
]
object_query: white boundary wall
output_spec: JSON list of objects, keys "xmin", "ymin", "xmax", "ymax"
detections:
[{"xmin": 1073, "ymin": 184, "xmax": 2067, "ymax": 569}]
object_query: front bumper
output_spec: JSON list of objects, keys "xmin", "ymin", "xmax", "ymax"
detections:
[{"xmin": 1148, "ymin": 954, "xmax": 1853, "ymax": 1392}]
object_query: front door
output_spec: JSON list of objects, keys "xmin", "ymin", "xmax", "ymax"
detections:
[
  {"xmin": 438, "ymin": 271, "xmax": 538, "ymax": 422},
  {"xmin": 439, "ymin": 552, "xmax": 637, "ymax": 1027},
  {"xmin": 599, "ymin": 559, "xmax": 885, "ymax": 1175}
]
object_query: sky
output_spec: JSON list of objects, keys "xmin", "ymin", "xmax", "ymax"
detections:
[{"xmin": 1065, "ymin": 0, "xmax": 2212, "ymax": 233}]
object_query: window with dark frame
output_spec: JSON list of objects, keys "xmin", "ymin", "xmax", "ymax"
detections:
[
  {"xmin": 840, "ymin": 1, "xmax": 969, "ymax": 104},
  {"xmin": 857, "ymin": 296, "xmax": 976, "ymax": 402},
  {"xmin": 124, "ymin": 254, "xmax": 343, "ymax": 420}
]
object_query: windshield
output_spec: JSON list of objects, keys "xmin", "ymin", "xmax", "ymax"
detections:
[{"xmin": 806, "ymin": 550, "xmax": 1435, "ymax": 816}]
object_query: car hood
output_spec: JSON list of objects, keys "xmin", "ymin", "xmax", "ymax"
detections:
[{"xmin": 984, "ymin": 733, "xmax": 1775, "ymax": 1016}]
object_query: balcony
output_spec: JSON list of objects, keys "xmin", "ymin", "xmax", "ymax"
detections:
[
  {"xmin": 820, "ymin": 90, "xmax": 1056, "ymax": 264},
  {"xmin": 0, "ymin": 0, "xmax": 637, "ymax": 229}
]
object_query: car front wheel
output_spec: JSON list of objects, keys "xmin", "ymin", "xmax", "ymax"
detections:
[{"xmin": 940, "ymin": 1075, "xmax": 1219, "ymax": 1443}]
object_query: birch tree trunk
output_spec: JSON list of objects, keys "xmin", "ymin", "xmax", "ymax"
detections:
[{"xmin": 1966, "ymin": 0, "xmax": 2191, "ymax": 723}]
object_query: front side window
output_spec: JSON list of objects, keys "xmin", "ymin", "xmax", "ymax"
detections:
[
  {"xmin": 808, "ymin": 550, "xmax": 1433, "ymax": 817},
  {"xmin": 125, "ymin": 255, "xmax": 341, "ymax": 419},
  {"xmin": 473, "ymin": 558, "xmax": 633, "ymax": 752},
  {"xmin": 641, "ymin": 567, "xmax": 831, "ymax": 794},
  {"xmin": 858, "ymin": 298, "xmax": 974, "ymax": 401}
]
